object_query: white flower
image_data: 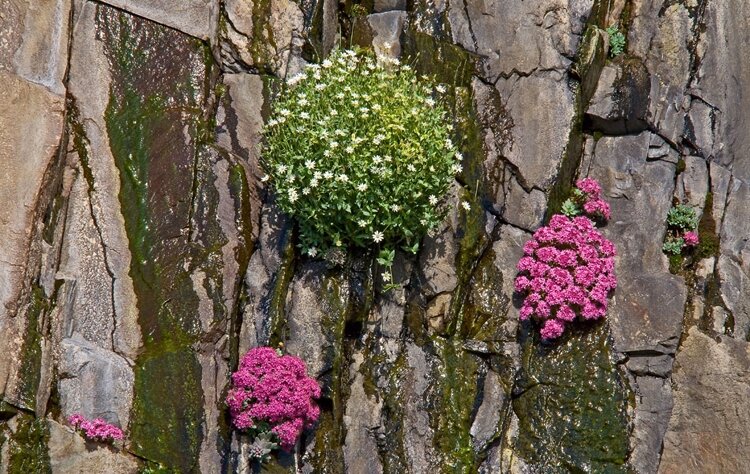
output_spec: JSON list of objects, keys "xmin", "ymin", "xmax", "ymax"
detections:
[
  {"xmin": 445, "ymin": 138, "xmax": 453, "ymax": 148},
  {"xmin": 372, "ymin": 231, "xmax": 384, "ymax": 243},
  {"xmin": 452, "ymin": 163, "xmax": 463, "ymax": 174},
  {"xmin": 298, "ymin": 98, "xmax": 309, "ymax": 106},
  {"xmin": 411, "ymin": 108, "xmax": 418, "ymax": 115},
  {"xmin": 305, "ymin": 160, "xmax": 316, "ymax": 169},
  {"xmin": 462, "ymin": 201, "xmax": 471, "ymax": 211},
  {"xmin": 279, "ymin": 108, "xmax": 291, "ymax": 117},
  {"xmin": 373, "ymin": 155, "xmax": 382, "ymax": 164},
  {"xmin": 330, "ymin": 109, "xmax": 338, "ymax": 116},
  {"xmin": 277, "ymin": 116, "xmax": 286, "ymax": 124},
  {"xmin": 310, "ymin": 178, "xmax": 319, "ymax": 187},
  {"xmin": 391, "ymin": 204, "xmax": 401, "ymax": 212},
  {"xmin": 330, "ymin": 141, "xmax": 339, "ymax": 148},
  {"xmin": 314, "ymin": 70, "xmax": 322, "ymax": 80},
  {"xmin": 322, "ymin": 59, "xmax": 333, "ymax": 68},
  {"xmin": 287, "ymin": 73, "xmax": 305, "ymax": 85},
  {"xmin": 288, "ymin": 188, "xmax": 299, "ymax": 202},
  {"xmin": 358, "ymin": 219, "xmax": 367, "ymax": 227},
  {"xmin": 277, "ymin": 164, "xmax": 288, "ymax": 173},
  {"xmin": 335, "ymin": 129, "xmax": 346, "ymax": 136},
  {"xmin": 302, "ymin": 187, "xmax": 311, "ymax": 195},
  {"xmin": 373, "ymin": 134, "xmax": 385, "ymax": 144},
  {"xmin": 402, "ymin": 64, "xmax": 412, "ymax": 71},
  {"xmin": 352, "ymin": 100, "xmax": 360, "ymax": 107},
  {"xmin": 323, "ymin": 150, "xmax": 332, "ymax": 157},
  {"xmin": 345, "ymin": 146, "xmax": 354, "ymax": 154},
  {"xmin": 420, "ymin": 219, "xmax": 428, "ymax": 226},
  {"xmin": 315, "ymin": 83, "xmax": 326, "ymax": 90},
  {"xmin": 407, "ymin": 164, "xmax": 416, "ymax": 172},
  {"xmin": 436, "ymin": 84, "xmax": 447, "ymax": 93},
  {"xmin": 337, "ymin": 75, "xmax": 345, "ymax": 82},
  {"xmin": 336, "ymin": 92, "xmax": 345, "ymax": 100},
  {"xmin": 324, "ymin": 171, "xmax": 333, "ymax": 179},
  {"xmin": 357, "ymin": 183, "xmax": 368, "ymax": 192},
  {"xmin": 307, "ymin": 247, "xmax": 318, "ymax": 257},
  {"xmin": 425, "ymin": 97, "xmax": 435, "ymax": 107},
  {"xmin": 267, "ymin": 119, "xmax": 278, "ymax": 127},
  {"xmin": 300, "ymin": 112, "xmax": 310, "ymax": 119},
  {"xmin": 286, "ymin": 174, "xmax": 296, "ymax": 183},
  {"xmin": 360, "ymin": 107, "xmax": 369, "ymax": 113},
  {"xmin": 261, "ymin": 174, "xmax": 270, "ymax": 182},
  {"xmin": 372, "ymin": 103, "xmax": 381, "ymax": 111},
  {"xmin": 353, "ymin": 136, "xmax": 364, "ymax": 144},
  {"xmin": 382, "ymin": 41, "xmax": 392, "ymax": 49},
  {"xmin": 429, "ymin": 195, "xmax": 438, "ymax": 205},
  {"xmin": 338, "ymin": 174, "xmax": 349, "ymax": 182},
  {"xmin": 455, "ymin": 152, "xmax": 463, "ymax": 161},
  {"xmin": 384, "ymin": 155, "xmax": 392, "ymax": 162},
  {"xmin": 314, "ymin": 171, "xmax": 322, "ymax": 179}
]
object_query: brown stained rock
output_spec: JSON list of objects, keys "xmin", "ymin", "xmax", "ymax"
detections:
[
  {"xmin": 97, "ymin": 0, "xmax": 217, "ymax": 40},
  {"xmin": 588, "ymin": 133, "xmax": 686, "ymax": 354},
  {"xmin": 0, "ymin": 0, "xmax": 72, "ymax": 95},
  {"xmin": 470, "ymin": 369, "xmax": 505, "ymax": 451},
  {"xmin": 659, "ymin": 327, "xmax": 750, "ymax": 474},
  {"xmin": 48, "ymin": 420, "xmax": 139, "ymax": 473}
]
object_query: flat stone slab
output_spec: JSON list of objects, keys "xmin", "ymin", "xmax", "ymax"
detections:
[{"xmin": 98, "ymin": 0, "xmax": 215, "ymax": 39}]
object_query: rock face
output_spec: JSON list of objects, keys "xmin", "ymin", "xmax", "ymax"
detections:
[{"xmin": 1, "ymin": 0, "xmax": 750, "ymax": 473}]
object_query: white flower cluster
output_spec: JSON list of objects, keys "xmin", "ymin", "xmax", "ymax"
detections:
[{"xmin": 262, "ymin": 48, "xmax": 459, "ymax": 256}]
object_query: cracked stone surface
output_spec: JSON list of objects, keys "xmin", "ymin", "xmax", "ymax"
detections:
[{"xmin": 2, "ymin": 0, "xmax": 750, "ymax": 472}]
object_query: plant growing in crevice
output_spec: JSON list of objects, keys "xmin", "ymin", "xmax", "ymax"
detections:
[
  {"xmin": 67, "ymin": 414, "xmax": 124, "ymax": 443},
  {"xmin": 261, "ymin": 47, "xmax": 460, "ymax": 282},
  {"xmin": 515, "ymin": 179, "xmax": 617, "ymax": 340},
  {"xmin": 606, "ymin": 24, "xmax": 626, "ymax": 58},
  {"xmin": 662, "ymin": 203, "xmax": 700, "ymax": 262},
  {"xmin": 226, "ymin": 347, "xmax": 320, "ymax": 462}
]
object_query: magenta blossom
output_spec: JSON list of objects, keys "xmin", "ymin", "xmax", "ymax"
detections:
[
  {"xmin": 68, "ymin": 414, "xmax": 124, "ymax": 442},
  {"xmin": 515, "ymin": 210, "xmax": 617, "ymax": 340},
  {"xmin": 683, "ymin": 231, "xmax": 699, "ymax": 247},
  {"xmin": 226, "ymin": 347, "xmax": 321, "ymax": 451}
]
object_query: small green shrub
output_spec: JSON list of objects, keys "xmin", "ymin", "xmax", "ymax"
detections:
[
  {"xmin": 666, "ymin": 204, "xmax": 699, "ymax": 230},
  {"xmin": 662, "ymin": 236, "xmax": 685, "ymax": 255},
  {"xmin": 606, "ymin": 25, "xmax": 626, "ymax": 58},
  {"xmin": 262, "ymin": 48, "xmax": 458, "ymax": 259}
]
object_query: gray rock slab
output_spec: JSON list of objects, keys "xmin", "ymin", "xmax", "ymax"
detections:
[
  {"xmin": 48, "ymin": 419, "xmax": 139, "ymax": 473},
  {"xmin": 659, "ymin": 327, "xmax": 750, "ymax": 473},
  {"xmin": 588, "ymin": 134, "xmax": 686, "ymax": 354},
  {"xmin": 58, "ymin": 337, "xmax": 134, "ymax": 429}
]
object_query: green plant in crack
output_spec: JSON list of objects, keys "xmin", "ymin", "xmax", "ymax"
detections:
[{"xmin": 606, "ymin": 25, "xmax": 626, "ymax": 58}]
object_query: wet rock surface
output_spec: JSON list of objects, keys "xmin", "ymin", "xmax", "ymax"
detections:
[{"xmin": 1, "ymin": 0, "xmax": 750, "ymax": 472}]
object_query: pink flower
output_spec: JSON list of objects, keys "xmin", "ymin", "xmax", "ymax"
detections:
[
  {"xmin": 576, "ymin": 177, "xmax": 602, "ymax": 197},
  {"xmin": 514, "ymin": 203, "xmax": 616, "ymax": 340},
  {"xmin": 583, "ymin": 199, "xmax": 611, "ymax": 220},
  {"xmin": 540, "ymin": 319, "xmax": 565, "ymax": 339},
  {"xmin": 226, "ymin": 347, "xmax": 321, "ymax": 451},
  {"xmin": 67, "ymin": 414, "xmax": 124, "ymax": 442},
  {"xmin": 684, "ymin": 231, "xmax": 699, "ymax": 247}
]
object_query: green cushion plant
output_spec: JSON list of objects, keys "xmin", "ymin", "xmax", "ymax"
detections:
[{"xmin": 261, "ymin": 48, "xmax": 460, "ymax": 277}]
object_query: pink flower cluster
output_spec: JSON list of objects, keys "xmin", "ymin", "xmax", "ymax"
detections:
[
  {"xmin": 226, "ymin": 347, "xmax": 321, "ymax": 451},
  {"xmin": 576, "ymin": 177, "xmax": 611, "ymax": 220},
  {"xmin": 683, "ymin": 231, "xmax": 699, "ymax": 247},
  {"xmin": 68, "ymin": 414, "xmax": 124, "ymax": 442},
  {"xmin": 515, "ymin": 211, "xmax": 617, "ymax": 340}
]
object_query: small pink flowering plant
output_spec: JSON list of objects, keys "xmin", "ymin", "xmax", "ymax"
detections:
[
  {"xmin": 226, "ymin": 347, "xmax": 321, "ymax": 461},
  {"xmin": 515, "ymin": 178, "xmax": 617, "ymax": 340},
  {"xmin": 67, "ymin": 414, "xmax": 124, "ymax": 443},
  {"xmin": 560, "ymin": 178, "xmax": 611, "ymax": 221},
  {"xmin": 662, "ymin": 204, "xmax": 699, "ymax": 255}
]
